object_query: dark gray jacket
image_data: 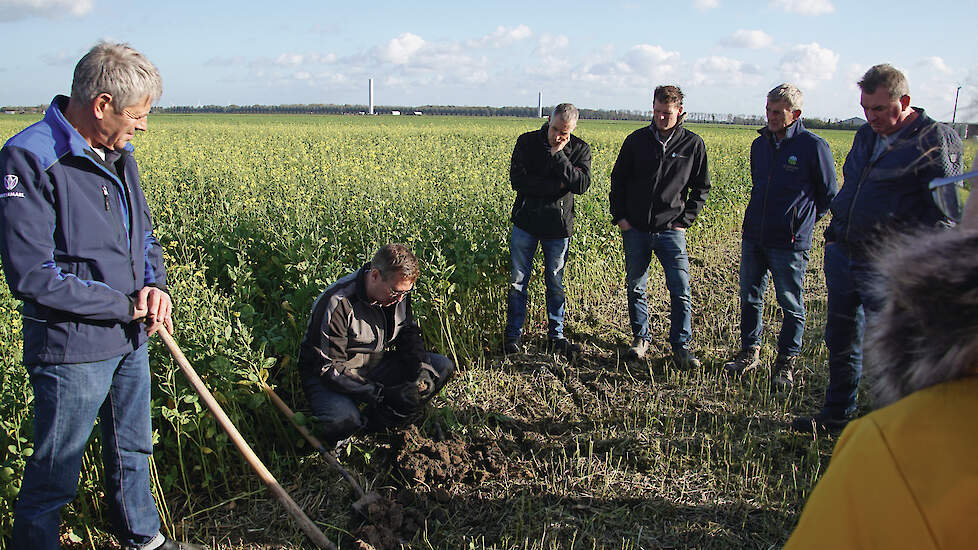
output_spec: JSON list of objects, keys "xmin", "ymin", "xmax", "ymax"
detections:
[{"xmin": 298, "ymin": 264, "xmax": 425, "ymax": 398}]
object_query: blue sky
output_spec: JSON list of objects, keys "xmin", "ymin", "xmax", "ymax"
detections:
[{"xmin": 1, "ymin": 0, "xmax": 975, "ymax": 121}]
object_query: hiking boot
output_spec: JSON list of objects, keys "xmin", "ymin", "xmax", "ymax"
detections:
[
  {"xmin": 790, "ymin": 412, "xmax": 850, "ymax": 435},
  {"xmin": 771, "ymin": 354, "xmax": 796, "ymax": 390},
  {"xmin": 547, "ymin": 337, "xmax": 582, "ymax": 357},
  {"xmin": 672, "ymin": 348, "xmax": 702, "ymax": 369},
  {"xmin": 503, "ymin": 338, "xmax": 522, "ymax": 354},
  {"xmin": 723, "ymin": 346, "xmax": 760, "ymax": 375},
  {"xmin": 627, "ymin": 337, "xmax": 650, "ymax": 359}
]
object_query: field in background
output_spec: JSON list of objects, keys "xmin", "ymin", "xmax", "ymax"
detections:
[{"xmin": 0, "ymin": 114, "xmax": 969, "ymax": 548}]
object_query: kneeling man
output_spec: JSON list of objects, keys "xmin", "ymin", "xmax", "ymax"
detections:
[{"xmin": 299, "ymin": 244, "xmax": 454, "ymax": 446}]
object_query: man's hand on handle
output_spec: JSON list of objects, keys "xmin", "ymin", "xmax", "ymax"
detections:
[{"xmin": 132, "ymin": 286, "xmax": 173, "ymax": 335}]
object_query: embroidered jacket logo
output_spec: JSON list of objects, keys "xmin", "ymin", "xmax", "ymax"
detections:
[{"xmin": 3, "ymin": 175, "xmax": 16, "ymax": 191}]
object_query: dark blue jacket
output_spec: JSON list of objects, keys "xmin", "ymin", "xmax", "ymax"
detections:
[
  {"xmin": 0, "ymin": 96, "xmax": 166, "ymax": 364},
  {"xmin": 742, "ymin": 120, "xmax": 838, "ymax": 250},
  {"xmin": 825, "ymin": 108, "xmax": 962, "ymax": 253}
]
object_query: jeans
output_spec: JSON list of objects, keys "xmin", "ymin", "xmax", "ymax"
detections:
[
  {"xmin": 822, "ymin": 242, "xmax": 879, "ymax": 419},
  {"xmin": 738, "ymin": 240, "xmax": 809, "ymax": 356},
  {"xmin": 504, "ymin": 225, "xmax": 570, "ymax": 342},
  {"xmin": 12, "ymin": 343, "xmax": 160, "ymax": 550},
  {"xmin": 302, "ymin": 352, "xmax": 455, "ymax": 443},
  {"xmin": 622, "ymin": 228, "xmax": 692, "ymax": 349}
]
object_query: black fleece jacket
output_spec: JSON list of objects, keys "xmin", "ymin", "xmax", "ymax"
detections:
[
  {"xmin": 509, "ymin": 123, "xmax": 592, "ymax": 239},
  {"xmin": 609, "ymin": 124, "xmax": 711, "ymax": 232}
]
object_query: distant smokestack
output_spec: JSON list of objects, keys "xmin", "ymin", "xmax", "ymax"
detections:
[
  {"xmin": 368, "ymin": 78, "xmax": 374, "ymax": 115},
  {"xmin": 538, "ymin": 92, "xmax": 543, "ymax": 118}
]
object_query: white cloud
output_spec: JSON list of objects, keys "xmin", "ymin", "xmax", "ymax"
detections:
[
  {"xmin": 294, "ymin": 72, "xmax": 311, "ymax": 81},
  {"xmin": 376, "ymin": 32, "xmax": 426, "ymax": 65},
  {"xmin": 770, "ymin": 0, "xmax": 834, "ymax": 15},
  {"xmin": 468, "ymin": 24, "xmax": 532, "ymax": 48},
  {"xmin": 917, "ymin": 56, "xmax": 952, "ymax": 75},
  {"xmin": 720, "ymin": 29, "xmax": 773, "ymax": 49},
  {"xmin": 778, "ymin": 43, "xmax": 839, "ymax": 89},
  {"xmin": 534, "ymin": 33, "xmax": 569, "ymax": 55},
  {"xmin": 691, "ymin": 56, "xmax": 763, "ymax": 86},
  {"xmin": 274, "ymin": 52, "xmax": 336, "ymax": 66},
  {"xmin": 694, "ymin": 0, "xmax": 719, "ymax": 10},
  {"xmin": 0, "ymin": 0, "xmax": 93, "ymax": 20},
  {"xmin": 624, "ymin": 44, "xmax": 680, "ymax": 75}
]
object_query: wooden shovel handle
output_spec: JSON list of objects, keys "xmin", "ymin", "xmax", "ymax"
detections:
[{"xmin": 157, "ymin": 328, "xmax": 337, "ymax": 550}]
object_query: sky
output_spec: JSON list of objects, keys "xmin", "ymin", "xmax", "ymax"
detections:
[{"xmin": 1, "ymin": 0, "xmax": 975, "ymax": 122}]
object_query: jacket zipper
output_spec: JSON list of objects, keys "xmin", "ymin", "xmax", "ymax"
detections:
[{"xmin": 101, "ymin": 185, "xmax": 110, "ymax": 211}]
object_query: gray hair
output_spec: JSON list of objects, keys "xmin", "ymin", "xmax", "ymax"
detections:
[
  {"xmin": 767, "ymin": 83, "xmax": 803, "ymax": 111},
  {"xmin": 858, "ymin": 64, "xmax": 909, "ymax": 100},
  {"xmin": 551, "ymin": 103, "xmax": 579, "ymax": 123},
  {"xmin": 71, "ymin": 42, "xmax": 163, "ymax": 109}
]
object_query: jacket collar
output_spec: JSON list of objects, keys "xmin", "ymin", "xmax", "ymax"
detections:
[
  {"xmin": 758, "ymin": 118, "xmax": 806, "ymax": 142},
  {"xmin": 45, "ymin": 95, "xmax": 136, "ymax": 161},
  {"xmin": 354, "ymin": 263, "xmax": 372, "ymax": 302}
]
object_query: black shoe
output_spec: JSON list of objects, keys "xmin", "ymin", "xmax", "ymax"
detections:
[
  {"xmin": 547, "ymin": 338, "xmax": 582, "ymax": 357},
  {"xmin": 791, "ymin": 412, "xmax": 850, "ymax": 435},
  {"xmin": 503, "ymin": 339, "xmax": 522, "ymax": 354},
  {"xmin": 672, "ymin": 348, "xmax": 701, "ymax": 369},
  {"xmin": 771, "ymin": 355, "xmax": 796, "ymax": 390}
]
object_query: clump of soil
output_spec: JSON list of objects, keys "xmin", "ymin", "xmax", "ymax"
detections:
[
  {"xmin": 354, "ymin": 491, "xmax": 425, "ymax": 550},
  {"xmin": 395, "ymin": 425, "xmax": 511, "ymax": 486}
]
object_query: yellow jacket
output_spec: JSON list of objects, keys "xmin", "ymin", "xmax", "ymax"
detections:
[{"xmin": 785, "ymin": 376, "xmax": 978, "ymax": 550}]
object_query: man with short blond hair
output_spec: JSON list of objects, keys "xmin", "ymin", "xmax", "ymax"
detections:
[
  {"xmin": 792, "ymin": 64, "xmax": 963, "ymax": 434},
  {"xmin": 610, "ymin": 85, "xmax": 711, "ymax": 367},
  {"xmin": 300, "ymin": 243, "xmax": 454, "ymax": 445},
  {"xmin": 504, "ymin": 102, "xmax": 592, "ymax": 356},
  {"xmin": 723, "ymin": 83, "xmax": 837, "ymax": 389},
  {"xmin": 0, "ymin": 43, "xmax": 201, "ymax": 550}
]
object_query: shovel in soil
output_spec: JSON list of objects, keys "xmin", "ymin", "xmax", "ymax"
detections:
[
  {"xmin": 261, "ymin": 382, "xmax": 385, "ymax": 514},
  {"xmin": 156, "ymin": 328, "xmax": 337, "ymax": 550}
]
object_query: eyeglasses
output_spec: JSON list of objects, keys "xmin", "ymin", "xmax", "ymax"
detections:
[
  {"xmin": 929, "ymin": 169, "xmax": 976, "ymax": 223},
  {"xmin": 387, "ymin": 284, "xmax": 413, "ymax": 299}
]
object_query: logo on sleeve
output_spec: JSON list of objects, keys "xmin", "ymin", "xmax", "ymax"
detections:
[
  {"xmin": 3, "ymin": 175, "xmax": 17, "ymax": 190},
  {"xmin": 787, "ymin": 155, "xmax": 798, "ymax": 166}
]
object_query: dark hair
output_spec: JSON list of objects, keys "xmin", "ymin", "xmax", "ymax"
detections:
[
  {"xmin": 371, "ymin": 243, "xmax": 419, "ymax": 281},
  {"xmin": 653, "ymin": 85, "xmax": 684, "ymax": 106},
  {"xmin": 858, "ymin": 64, "xmax": 909, "ymax": 100}
]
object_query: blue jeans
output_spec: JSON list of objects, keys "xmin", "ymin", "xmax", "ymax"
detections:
[
  {"xmin": 504, "ymin": 225, "xmax": 570, "ymax": 342},
  {"xmin": 302, "ymin": 352, "xmax": 455, "ymax": 443},
  {"xmin": 12, "ymin": 343, "xmax": 160, "ymax": 550},
  {"xmin": 738, "ymin": 240, "xmax": 809, "ymax": 356},
  {"xmin": 822, "ymin": 242, "xmax": 879, "ymax": 419},
  {"xmin": 622, "ymin": 228, "xmax": 692, "ymax": 349}
]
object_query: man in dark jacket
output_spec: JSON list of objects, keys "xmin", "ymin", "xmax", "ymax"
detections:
[
  {"xmin": 792, "ymin": 64, "xmax": 963, "ymax": 434},
  {"xmin": 299, "ymin": 244, "xmax": 454, "ymax": 446},
  {"xmin": 610, "ymin": 85, "xmax": 710, "ymax": 367},
  {"xmin": 504, "ymin": 103, "xmax": 591, "ymax": 356},
  {"xmin": 723, "ymin": 84, "xmax": 838, "ymax": 389},
  {"xmin": 0, "ymin": 43, "xmax": 202, "ymax": 550}
]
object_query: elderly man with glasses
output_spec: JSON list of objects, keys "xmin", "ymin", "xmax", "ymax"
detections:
[
  {"xmin": 298, "ymin": 243, "xmax": 454, "ymax": 448},
  {"xmin": 0, "ymin": 43, "xmax": 202, "ymax": 550}
]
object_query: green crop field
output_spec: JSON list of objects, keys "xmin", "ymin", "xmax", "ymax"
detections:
[{"xmin": 0, "ymin": 114, "xmax": 971, "ymax": 549}]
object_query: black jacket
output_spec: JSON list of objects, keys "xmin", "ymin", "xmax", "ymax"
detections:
[
  {"xmin": 510, "ymin": 123, "xmax": 591, "ymax": 239},
  {"xmin": 298, "ymin": 264, "xmax": 426, "ymax": 399},
  {"xmin": 610, "ymin": 124, "xmax": 711, "ymax": 232}
]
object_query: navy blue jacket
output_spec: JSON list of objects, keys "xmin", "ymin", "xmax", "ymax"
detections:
[
  {"xmin": 742, "ymin": 120, "xmax": 838, "ymax": 251},
  {"xmin": 0, "ymin": 96, "xmax": 167, "ymax": 364},
  {"xmin": 825, "ymin": 108, "xmax": 962, "ymax": 253}
]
